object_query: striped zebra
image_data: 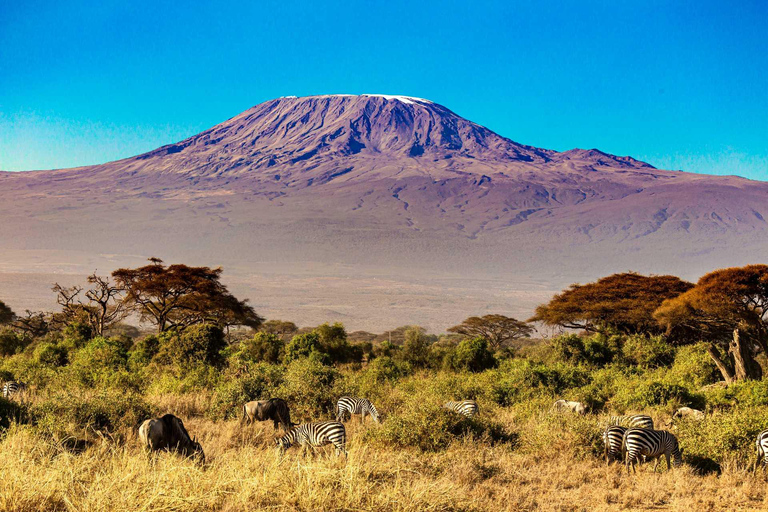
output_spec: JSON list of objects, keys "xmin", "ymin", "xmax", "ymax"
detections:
[
  {"xmin": 603, "ymin": 425, "xmax": 627, "ymax": 464},
  {"xmin": 607, "ymin": 414, "xmax": 654, "ymax": 430},
  {"xmin": 336, "ymin": 396, "xmax": 380, "ymax": 423},
  {"xmin": 275, "ymin": 421, "xmax": 347, "ymax": 457},
  {"xmin": 753, "ymin": 429, "xmax": 768, "ymax": 472},
  {"xmin": 624, "ymin": 428, "xmax": 683, "ymax": 474},
  {"xmin": 444, "ymin": 400, "xmax": 478, "ymax": 418},
  {"xmin": 2, "ymin": 381, "xmax": 26, "ymax": 399}
]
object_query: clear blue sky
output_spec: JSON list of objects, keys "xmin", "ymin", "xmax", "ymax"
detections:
[{"xmin": 1, "ymin": 0, "xmax": 766, "ymax": 178}]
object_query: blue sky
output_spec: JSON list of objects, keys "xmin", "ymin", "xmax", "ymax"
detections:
[{"xmin": 1, "ymin": 0, "xmax": 766, "ymax": 178}]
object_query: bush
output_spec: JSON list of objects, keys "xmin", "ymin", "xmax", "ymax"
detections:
[
  {"xmin": 551, "ymin": 334, "xmax": 618, "ymax": 367},
  {"xmin": 60, "ymin": 322, "xmax": 93, "ymax": 350},
  {"xmin": 484, "ymin": 360, "xmax": 590, "ymax": 406},
  {"xmin": 128, "ymin": 335, "xmax": 160, "ymax": 368},
  {"xmin": 667, "ymin": 344, "xmax": 721, "ymax": 388},
  {"xmin": 283, "ymin": 332, "xmax": 329, "ymax": 364},
  {"xmin": 0, "ymin": 328, "xmax": 26, "ymax": 356},
  {"xmin": 69, "ymin": 336, "xmax": 131, "ymax": 387},
  {"xmin": 315, "ymin": 323, "xmax": 362, "ymax": 364},
  {"xmin": 622, "ymin": 334, "xmax": 675, "ymax": 368},
  {"xmin": 154, "ymin": 324, "xmax": 227, "ymax": 369},
  {"xmin": 207, "ymin": 363, "xmax": 285, "ymax": 420},
  {"xmin": 676, "ymin": 407, "xmax": 768, "ymax": 466},
  {"xmin": 234, "ymin": 332, "xmax": 284, "ymax": 364},
  {"xmin": 32, "ymin": 390, "xmax": 155, "ymax": 435},
  {"xmin": 277, "ymin": 358, "xmax": 339, "ymax": 420},
  {"xmin": 34, "ymin": 343, "xmax": 69, "ymax": 367},
  {"xmin": 446, "ymin": 337, "xmax": 495, "ymax": 372},
  {"xmin": 365, "ymin": 390, "xmax": 513, "ymax": 451},
  {"xmin": 398, "ymin": 327, "xmax": 431, "ymax": 368},
  {"xmin": 613, "ymin": 380, "xmax": 703, "ymax": 410}
]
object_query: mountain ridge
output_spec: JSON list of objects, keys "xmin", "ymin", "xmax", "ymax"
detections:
[{"xmin": 0, "ymin": 94, "xmax": 766, "ymax": 330}]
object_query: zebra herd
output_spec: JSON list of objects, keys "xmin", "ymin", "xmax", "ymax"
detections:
[{"xmin": 602, "ymin": 414, "xmax": 684, "ymax": 474}]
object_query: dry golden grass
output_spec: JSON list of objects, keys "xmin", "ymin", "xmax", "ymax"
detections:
[{"xmin": 1, "ymin": 406, "xmax": 767, "ymax": 512}]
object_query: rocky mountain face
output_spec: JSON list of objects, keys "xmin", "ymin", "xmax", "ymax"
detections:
[{"xmin": 0, "ymin": 94, "xmax": 766, "ymax": 330}]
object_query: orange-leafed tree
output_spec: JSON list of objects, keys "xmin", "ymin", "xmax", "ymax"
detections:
[
  {"xmin": 112, "ymin": 258, "xmax": 262, "ymax": 333},
  {"xmin": 529, "ymin": 272, "xmax": 693, "ymax": 335},
  {"xmin": 448, "ymin": 314, "xmax": 533, "ymax": 350},
  {"xmin": 654, "ymin": 265, "xmax": 768, "ymax": 382}
]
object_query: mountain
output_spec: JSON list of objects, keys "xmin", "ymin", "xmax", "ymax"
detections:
[{"xmin": 0, "ymin": 94, "xmax": 766, "ymax": 331}]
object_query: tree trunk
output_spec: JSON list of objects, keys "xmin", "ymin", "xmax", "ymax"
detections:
[
  {"xmin": 706, "ymin": 343, "xmax": 735, "ymax": 384},
  {"xmin": 730, "ymin": 328, "xmax": 763, "ymax": 381}
]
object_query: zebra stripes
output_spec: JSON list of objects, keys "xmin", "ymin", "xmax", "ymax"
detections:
[
  {"xmin": 275, "ymin": 421, "xmax": 347, "ymax": 456},
  {"xmin": 754, "ymin": 429, "xmax": 768, "ymax": 472},
  {"xmin": 2, "ymin": 381, "xmax": 26, "ymax": 399},
  {"xmin": 624, "ymin": 428, "xmax": 682, "ymax": 473},
  {"xmin": 607, "ymin": 414, "xmax": 654, "ymax": 430},
  {"xmin": 603, "ymin": 425, "xmax": 627, "ymax": 463},
  {"xmin": 336, "ymin": 396, "xmax": 380, "ymax": 423},
  {"xmin": 444, "ymin": 400, "xmax": 478, "ymax": 418}
]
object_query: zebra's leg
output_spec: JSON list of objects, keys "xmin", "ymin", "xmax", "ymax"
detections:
[
  {"xmin": 665, "ymin": 452, "xmax": 671, "ymax": 472},
  {"xmin": 361, "ymin": 410, "xmax": 366, "ymax": 424}
]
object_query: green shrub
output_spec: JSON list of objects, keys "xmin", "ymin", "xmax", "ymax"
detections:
[
  {"xmin": 32, "ymin": 390, "xmax": 155, "ymax": 435},
  {"xmin": 484, "ymin": 360, "xmax": 590, "ymax": 406},
  {"xmin": 0, "ymin": 328, "xmax": 26, "ymax": 356},
  {"xmin": 445, "ymin": 337, "xmax": 495, "ymax": 372},
  {"xmin": 667, "ymin": 344, "xmax": 721, "ymax": 388},
  {"xmin": 365, "ymin": 391, "xmax": 513, "ymax": 451},
  {"xmin": 613, "ymin": 380, "xmax": 703, "ymax": 410},
  {"xmin": 128, "ymin": 335, "xmax": 161, "ymax": 368},
  {"xmin": 207, "ymin": 363, "xmax": 284, "ymax": 420},
  {"xmin": 34, "ymin": 343, "xmax": 69, "ymax": 367},
  {"xmin": 398, "ymin": 327, "xmax": 431, "ymax": 368},
  {"xmin": 60, "ymin": 322, "xmax": 93, "ymax": 350},
  {"xmin": 70, "ymin": 336, "xmax": 129, "ymax": 387},
  {"xmin": 154, "ymin": 324, "xmax": 227, "ymax": 369},
  {"xmin": 277, "ymin": 358, "xmax": 339, "ymax": 420},
  {"xmin": 551, "ymin": 335, "xmax": 586, "ymax": 364},
  {"xmin": 676, "ymin": 407, "xmax": 768, "ymax": 466},
  {"xmin": 283, "ymin": 332, "xmax": 329, "ymax": 364},
  {"xmin": 551, "ymin": 334, "xmax": 618, "ymax": 367},
  {"xmin": 622, "ymin": 334, "xmax": 675, "ymax": 368},
  {"xmin": 315, "ymin": 323, "xmax": 362, "ymax": 364},
  {"xmin": 234, "ymin": 332, "xmax": 284, "ymax": 364}
]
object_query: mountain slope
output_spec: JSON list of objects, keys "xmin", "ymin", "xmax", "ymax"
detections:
[{"xmin": 0, "ymin": 94, "xmax": 766, "ymax": 330}]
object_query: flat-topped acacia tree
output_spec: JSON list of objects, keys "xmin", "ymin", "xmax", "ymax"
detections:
[
  {"xmin": 655, "ymin": 265, "xmax": 768, "ymax": 382},
  {"xmin": 529, "ymin": 272, "xmax": 694, "ymax": 335},
  {"xmin": 112, "ymin": 258, "xmax": 262, "ymax": 333}
]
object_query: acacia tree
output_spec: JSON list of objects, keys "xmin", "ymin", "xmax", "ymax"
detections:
[
  {"xmin": 260, "ymin": 320, "xmax": 298, "ymax": 340},
  {"xmin": 655, "ymin": 265, "xmax": 768, "ymax": 383},
  {"xmin": 529, "ymin": 273, "xmax": 693, "ymax": 335},
  {"xmin": 448, "ymin": 314, "xmax": 533, "ymax": 350},
  {"xmin": 112, "ymin": 258, "xmax": 262, "ymax": 333},
  {"xmin": 52, "ymin": 274, "xmax": 128, "ymax": 336}
]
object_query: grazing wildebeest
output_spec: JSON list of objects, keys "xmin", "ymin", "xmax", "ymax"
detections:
[
  {"xmin": 138, "ymin": 414, "xmax": 204, "ymax": 462},
  {"xmin": 241, "ymin": 398, "xmax": 292, "ymax": 432},
  {"xmin": 671, "ymin": 407, "xmax": 705, "ymax": 422},
  {"xmin": 551, "ymin": 400, "xmax": 587, "ymax": 415}
]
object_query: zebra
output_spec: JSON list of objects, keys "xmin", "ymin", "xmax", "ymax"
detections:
[
  {"xmin": 444, "ymin": 400, "xmax": 478, "ymax": 418},
  {"xmin": 336, "ymin": 396, "xmax": 380, "ymax": 423},
  {"xmin": 753, "ymin": 429, "xmax": 768, "ymax": 472},
  {"xmin": 603, "ymin": 425, "xmax": 627, "ymax": 464},
  {"xmin": 2, "ymin": 381, "xmax": 26, "ymax": 399},
  {"xmin": 607, "ymin": 414, "xmax": 654, "ymax": 430},
  {"xmin": 624, "ymin": 428, "xmax": 683, "ymax": 474},
  {"xmin": 275, "ymin": 421, "xmax": 347, "ymax": 457}
]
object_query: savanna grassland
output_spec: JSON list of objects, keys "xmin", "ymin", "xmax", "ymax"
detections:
[
  {"xmin": 1, "ymin": 329, "xmax": 768, "ymax": 512},
  {"xmin": 2, "ymin": 265, "xmax": 768, "ymax": 511}
]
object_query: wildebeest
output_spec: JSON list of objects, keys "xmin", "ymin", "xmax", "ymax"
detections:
[
  {"xmin": 551, "ymin": 400, "xmax": 587, "ymax": 415},
  {"xmin": 672, "ymin": 407, "xmax": 705, "ymax": 422},
  {"xmin": 241, "ymin": 398, "xmax": 292, "ymax": 431},
  {"xmin": 138, "ymin": 414, "xmax": 204, "ymax": 461}
]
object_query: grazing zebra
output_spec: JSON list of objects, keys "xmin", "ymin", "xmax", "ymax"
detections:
[
  {"xmin": 754, "ymin": 429, "xmax": 768, "ymax": 472},
  {"xmin": 603, "ymin": 425, "xmax": 627, "ymax": 464},
  {"xmin": 624, "ymin": 428, "xmax": 683, "ymax": 474},
  {"xmin": 607, "ymin": 414, "xmax": 654, "ymax": 430},
  {"xmin": 2, "ymin": 381, "xmax": 26, "ymax": 399},
  {"xmin": 336, "ymin": 396, "xmax": 380, "ymax": 423},
  {"xmin": 275, "ymin": 421, "xmax": 347, "ymax": 457},
  {"xmin": 444, "ymin": 400, "xmax": 479, "ymax": 418}
]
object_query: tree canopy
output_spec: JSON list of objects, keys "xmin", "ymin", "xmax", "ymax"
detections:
[
  {"xmin": 448, "ymin": 314, "xmax": 533, "ymax": 349},
  {"xmin": 112, "ymin": 258, "xmax": 262, "ymax": 333},
  {"xmin": 654, "ymin": 264, "xmax": 768, "ymax": 382},
  {"xmin": 529, "ymin": 272, "xmax": 693, "ymax": 335}
]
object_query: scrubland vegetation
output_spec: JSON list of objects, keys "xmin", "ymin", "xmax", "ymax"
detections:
[{"xmin": 1, "ymin": 261, "xmax": 768, "ymax": 510}]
